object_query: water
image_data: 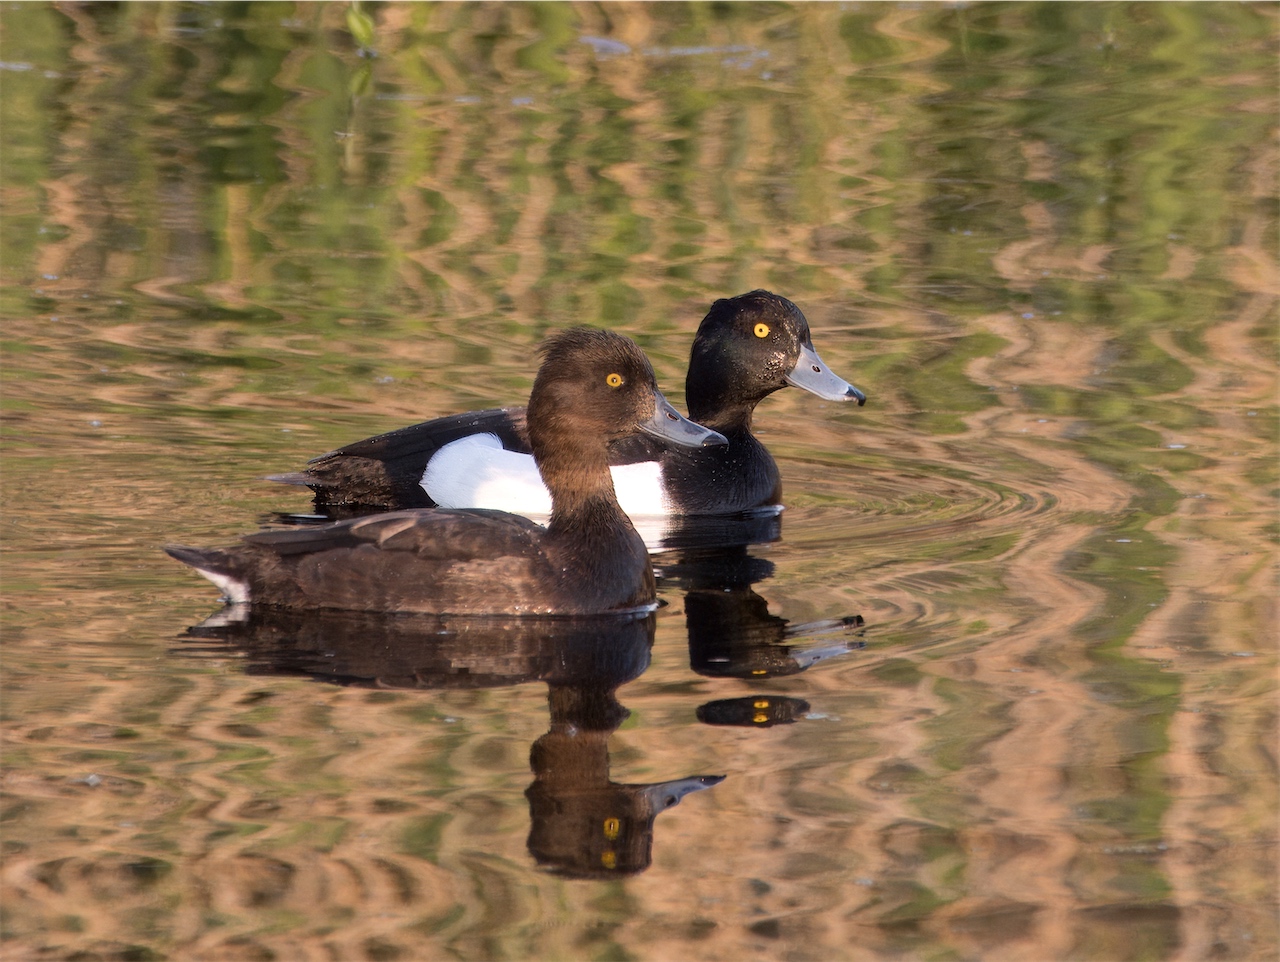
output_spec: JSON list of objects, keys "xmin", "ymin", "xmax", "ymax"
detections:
[{"xmin": 2, "ymin": 2, "xmax": 1276, "ymax": 959}]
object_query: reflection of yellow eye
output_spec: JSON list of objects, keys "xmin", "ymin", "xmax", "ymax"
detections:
[
  {"xmin": 603, "ymin": 817, "xmax": 620, "ymax": 840},
  {"xmin": 606, "ymin": 372, "xmax": 624, "ymax": 388},
  {"xmin": 754, "ymin": 323, "xmax": 770, "ymax": 338},
  {"xmin": 601, "ymin": 851, "xmax": 618, "ymax": 869}
]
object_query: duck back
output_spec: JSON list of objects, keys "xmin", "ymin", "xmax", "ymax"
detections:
[{"xmin": 166, "ymin": 505, "xmax": 654, "ymax": 616}]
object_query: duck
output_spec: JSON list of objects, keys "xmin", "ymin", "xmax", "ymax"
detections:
[
  {"xmin": 166, "ymin": 329, "xmax": 727, "ymax": 616},
  {"xmin": 272, "ymin": 290, "xmax": 866, "ymax": 518}
]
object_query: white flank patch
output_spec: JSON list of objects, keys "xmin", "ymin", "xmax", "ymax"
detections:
[
  {"xmin": 610, "ymin": 460, "xmax": 669, "ymax": 516},
  {"xmin": 196, "ymin": 568, "xmax": 251, "ymax": 605},
  {"xmin": 424, "ymin": 434, "xmax": 553, "ymax": 513},
  {"xmin": 423, "ymin": 434, "xmax": 674, "ymax": 518}
]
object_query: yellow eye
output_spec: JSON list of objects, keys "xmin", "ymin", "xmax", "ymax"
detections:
[
  {"xmin": 603, "ymin": 817, "xmax": 620, "ymax": 840},
  {"xmin": 754, "ymin": 322, "xmax": 770, "ymax": 338},
  {"xmin": 606, "ymin": 372, "xmax": 624, "ymax": 388}
]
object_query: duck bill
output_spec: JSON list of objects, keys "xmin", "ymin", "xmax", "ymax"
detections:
[
  {"xmin": 641, "ymin": 392, "xmax": 728, "ymax": 448},
  {"xmin": 785, "ymin": 343, "xmax": 867, "ymax": 405},
  {"xmin": 636, "ymin": 774, "xmax": 727, "ymax": 814},
  {"xmin": 789, "ymin": 641, "xmax": 864, "ymax": 670}
]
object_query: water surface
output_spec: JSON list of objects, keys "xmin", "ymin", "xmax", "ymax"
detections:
[{"xmin": 2, "ymin": 3, "xmax": 1276, "ymax": 960}]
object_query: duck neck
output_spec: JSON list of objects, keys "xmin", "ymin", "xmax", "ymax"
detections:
[
  {"xmin": 687, "ymin": 399, "xmax": 756, "ymax": 437},
  {"xmin": 531, "ymin": 431, "xmax": 653, "ymax": 610},
  {"xmin": 533, "ymin": 440, "xmax": 626, "ymax": 529},
  {"xmin": 685, "ymin": 367, "xmax": 772, "ymax": 437}
]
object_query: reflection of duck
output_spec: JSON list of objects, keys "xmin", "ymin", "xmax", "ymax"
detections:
[
  {"xmin": 274, "ymin": 291, "xmax": 865, "ymax": 519},
  {"xmin": 685, "ymin": 585, "xmax": 865, "ymax": 679},
  {"xmin": 657, "ymin": 543, "xmax": 866, "ymax": 683},
  {"xmin": 651, "ymin": 538, "xmax": 865, "ymax": 728},
  {"xmin": 178, "ymin": 607, "xmax": 723, "ymax": 878},
  {"xmin": 646, "ymin": 507, "xmax": 783, "ymax": 555},
  {"xmin": 697, "ymin": 696, "xmax": 812, "ymax": 727},
  {"xmin": 166, "ymin": 329, "xmax": 724, "ymax": 616},
  {"xmin": 179, "ymin": 606, "xmax": 657, "ymax": 690},
  {"xmin": 526, "ymin": 683, "xmax": 723, "ymax": 879}
]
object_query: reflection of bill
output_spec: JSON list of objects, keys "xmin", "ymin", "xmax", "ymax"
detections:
[{"xmin": 176, "ymin": 606, "xmax": 722, "ymax": 878}]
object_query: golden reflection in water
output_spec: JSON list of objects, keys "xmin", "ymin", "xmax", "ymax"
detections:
[{"xmin": 1, "ymin": 2, "xmax": 1276, "ymax": 961}]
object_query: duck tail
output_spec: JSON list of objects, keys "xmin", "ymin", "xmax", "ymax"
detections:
[{"xmin": 164, "ymin": 544, "xmax": 253, "ymax": 604}]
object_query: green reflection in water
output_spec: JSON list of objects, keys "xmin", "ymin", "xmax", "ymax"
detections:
[{"xmin": 1, "ymin": 2, "xmax": 1275, "ymax": 959}]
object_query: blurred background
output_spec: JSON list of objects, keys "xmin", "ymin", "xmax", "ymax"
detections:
[{"xmin": 1, "ymin": 3, "xmax": 1275, "ymax": 960}]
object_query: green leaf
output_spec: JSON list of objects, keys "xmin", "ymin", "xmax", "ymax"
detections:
[{"xmin": 345, "ymin": 5, "xmax": 375, "ymax": 51}]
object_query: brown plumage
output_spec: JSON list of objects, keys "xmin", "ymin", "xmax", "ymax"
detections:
[{"xmin": 166, "ymin": 329, "xmax": 725, "ymax": 615}]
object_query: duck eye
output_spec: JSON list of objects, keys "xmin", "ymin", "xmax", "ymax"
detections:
[
  {"xmin": 754, "ymin": 322, "xmax": 770, "ymax": 338},
  {"xmin": 606, "ymin": 372, "xmax": 624, "ymax": 388}
]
